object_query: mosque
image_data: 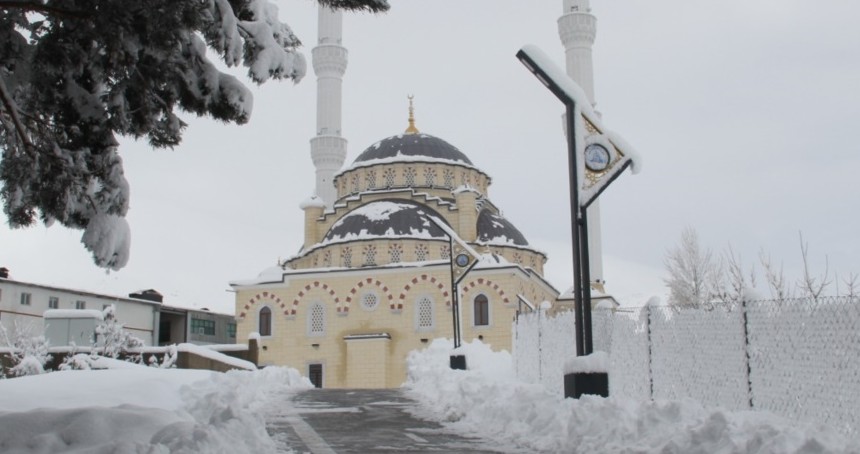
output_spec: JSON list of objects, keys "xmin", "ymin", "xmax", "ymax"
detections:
[{"xmin": 230, "ymin": 0, "xmax": 615, "ymax": 388}]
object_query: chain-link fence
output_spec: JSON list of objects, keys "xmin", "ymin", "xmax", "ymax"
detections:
[{"xmin": 513, "ymin": 296, "xmax": 860, "ymax": 436}]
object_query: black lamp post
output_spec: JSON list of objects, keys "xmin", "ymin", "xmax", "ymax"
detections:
[{"xmin": 516, "ymin": 45, "xmax": 606, "ymax": 398}]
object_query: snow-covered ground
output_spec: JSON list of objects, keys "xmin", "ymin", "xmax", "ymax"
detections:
[
  {"xmin": 404, "ymin": 339, "xmax": 860, "ymax": 454},
  {"xmin": 0, "ymin": 358, "xmax": 311, "ymax": 453}
]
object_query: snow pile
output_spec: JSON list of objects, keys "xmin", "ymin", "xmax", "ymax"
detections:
[
  {"xmin": 0, "ymin": 364, "xmax": 312, "ymax": 453},
  {"xmin": 405, "ymin": 339, "xmax": 859, "ymax": 453}
]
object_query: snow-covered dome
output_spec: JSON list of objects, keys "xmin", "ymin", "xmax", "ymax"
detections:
[
  {"xmin": 323, "ymin": 200, "xmax": 450, "ymax": 243},
  {"xmin": 476, "ymin": 209, "xmax": 530, "ymax": 246},
  {"xmin": 352, "ymin": 133, "xmax": 473, "ymax": 165}
]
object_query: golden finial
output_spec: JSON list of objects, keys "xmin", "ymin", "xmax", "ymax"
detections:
[{"xmin": 405, "ymin": 94, "xmax": 419, "ymax": 134}]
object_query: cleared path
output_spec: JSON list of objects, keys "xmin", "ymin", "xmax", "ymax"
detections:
[{"xmin": 266, "ymin": 389, "xmax": 512, "ymax": 453}]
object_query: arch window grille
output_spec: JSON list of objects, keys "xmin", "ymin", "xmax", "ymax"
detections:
[
  {"xmin": 460, "ymin": 171, "xmax": 467, "ymax": 186},
  {"xmin": 323, "ymin": 250, "xmax": 332, "ymax": 267},
  {"xmin": 341, "ymin": 247, "xmax": 352, "ymax": 268},
  {"xmin": 366, "ymin": 170, "xmax": 377, "ymax": 190},
  {"xmin": 361, "ymin": 292, "xmax": 379, "ymax": 311},
  {"xmin": 424, "ymin": 167, "xmax": 437, "ymax": 186},
  {"xmin": 415, "ymin": 244, "xmax": 429, "ymax": 262},
  {"xmin": 308, "ymin": 303, "xmax": 325, "ymax": 335},
  {"xmin": 389, "ymin": 243, "xmax": 403, "ymax": 263},
  {"xmin": 351, "ymin": 174, "xmax": 360, "ymax": 193},
  {"xmin": 259, "ymin": 306, "xmax": 272, "ymax": 336},
  {"xmin": 383, "ymin": 168, "xmax": 396, "ymax": 188},
  {"xmin": 443, "ymin": 169, "xmax": 454, "ymax": 189},
  {"xmin": 440, "ymin": 244, "xmax": 450, "ymax": 260},
  {"xmin": 474, "ymin": 294, "xmax": 489, "ymax": 326},
  {"xmin": 363, "ymin": 244, "xmax": 377, "ymax": 266},
  {"xmin": 416, "ymin": 296, "xmax": 434, "ymax": 329},
  {"xmin": 513, "ymin": 252, "xmax": 523, "ymax": 265},
  {"xmin": 404, "ymin": 167, "xmax": 417, "ymax": 186}
]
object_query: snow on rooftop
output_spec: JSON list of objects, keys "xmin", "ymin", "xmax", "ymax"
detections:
[{"xmin": 43, "ymin": 309, "xmax": 104, "ymax": 320}]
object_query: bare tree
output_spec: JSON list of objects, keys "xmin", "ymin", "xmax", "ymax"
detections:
[
  {"xmin": 759, "ymin": 249, "xmax": 790, "ymax": 301},
  {"xmin": 842, "ymin": 272, "xmax": 859, "ymax": 300},
  {"xmin": 664, "ymin": 227, "xmax": 721, "ymax": 308},
  {"xmin": 797, "ymin": 232, "xmax": 831, "ymax": 300}
]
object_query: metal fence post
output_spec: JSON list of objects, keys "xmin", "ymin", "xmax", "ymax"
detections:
[
  {"xmin": 647, "ymin": 303, "xmax": 654, "ymax": 401},
  {"xmin": 741, "ymin": 298, "xmax": 754, "ymax": 409}
]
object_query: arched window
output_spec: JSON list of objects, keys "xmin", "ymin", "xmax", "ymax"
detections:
[
  {"xmin": 259, "ymin": 306, "xmax": 272, "ymax": 336},
  {"xmin": 308, "ymin": 302, "xmax": 325, "ymax": 336},
  {"xmin": 416, "ymin": 296, "xmax": 434, "ymax": 330},
  {"xmin": 474, "ymin": 294, "xmax": 489, "ymax": 326}
]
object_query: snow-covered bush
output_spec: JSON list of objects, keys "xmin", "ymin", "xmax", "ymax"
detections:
[
  {"xmin": 148, "ymin": 345, "xmax": 178, "ymax": 369},
  {"xmin": 0, "ymin": 321, "xmax": 52, "ymax": 377},
  {"xmin": 95, "ymin": 305, "xmax": 144, "ymax": 360}
]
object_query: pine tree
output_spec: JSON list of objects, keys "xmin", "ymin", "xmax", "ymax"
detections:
[{"xmin": 0, "ymin": 0, "xmax": 388, "ymax": 269}]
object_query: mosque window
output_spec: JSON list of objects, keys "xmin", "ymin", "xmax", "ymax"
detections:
[
  {"xmin": 383, "ymin": 168, "xmax": 396, "ymax": 188},
  {"xmin": 443, "ymin": 169, "xmax": 454, "ymax": 189},
  {"xmin": 366, "ymin": 170, "xmax": 377, "ymax": 190},
  {"xmin": 341, "ymin": 247, "xmax": 352, "ymax": 267},
  {"xmin": 460, "ymin": 171, "xmax": 467, "ymax": 186},
  {"xmin": 363, "ymin": 244, "xmax": 377, "ymax": 266},
  {"xmin": 530, "ymin": 255, "xmax": 537, "ymax": 269},
  {"xmin": 312, "ymin": 253, "xmax": 319, "ymax": 268},
  {"xmin": 308, "ymin": 302, "xmax": 325, "ymax": 336},
  {"xmin": 323, "ymin": 250, "xmax": 332, "ymax": 267},
  {"xmin": 351, "ymin": 174, "xmax": 360, "ymax": 193},
  {"xmin": 360, "ymin": 292, "xmax": 379, "ymax": 311},
  {"xmin": 416, "ymin": 296, "xmax": 434, "ymax": 330},
  {"xmin": 424, "ymin": 167, "xmax": 436, "ymax": 186},
  {"xmin": 474, "ymin": 294, "xmax": 489, "ymax": 326},
  {"xmin": 440, "ymin": 244, "xmax": 450, "ymax": 260},
  {"xmin": 259, "ymin": 306, "xmax": 272, "ymax": 336},
  {"xmin": 415, "ymin": 244, "xmax": 429, "ymax": 262},
  {"xmin": 513, "ymin": 252, "xmax": 523, "ymax": 265},
  {"xmin": 404, "ymin": 167, "xmax": 416, "ymax": 186},
  {"xmin": 389, "ymin": 243, "xmax": 403, "ymax": 263}
]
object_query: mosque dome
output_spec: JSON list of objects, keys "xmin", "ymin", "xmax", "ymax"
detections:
[
  {"xmin": 352, "ymin": 133, "xmax": 473, "ymax": 166},
  {"xmin": 323, "ymin": 199, "xmax": 450, "ymax": 243},
  {"xmin": 476, "ymin": 209, "xmax": 530, "ymax": 246}
]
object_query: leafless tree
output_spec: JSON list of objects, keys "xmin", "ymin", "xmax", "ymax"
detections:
[
  {"xmin": 797, "ymin": 232, "xmax": 831, "ymax": 300},
  {"xmin": 664, "ymin": 227, "xmax": 722, "ymax": 308}
]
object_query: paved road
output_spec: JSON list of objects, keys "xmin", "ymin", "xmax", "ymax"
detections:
[{"xmin": 266, "ymin": 389, "xmax": 512, "ymax": 453}]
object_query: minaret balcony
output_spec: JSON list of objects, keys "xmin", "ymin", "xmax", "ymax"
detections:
[{"xmin": 312, "ymin": 44, "xmax": 349, "ymax": 76}]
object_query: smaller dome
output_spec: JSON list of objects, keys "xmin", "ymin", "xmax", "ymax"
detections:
[
  {"xmin": 476, "ymin": 209, "xmax": 529, "ymax": 246},
  {"xmin": 323, "ymin": 200, "xmax": 450, "ymax": 243},
  {"xmin": 353, "ymin": 133, "xmax": 473, "ymax": 165}
]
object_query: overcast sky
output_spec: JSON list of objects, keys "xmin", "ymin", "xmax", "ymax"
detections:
[{"xmin": 2, "ymin": 0, "xmax": 859, "ymax": 313}]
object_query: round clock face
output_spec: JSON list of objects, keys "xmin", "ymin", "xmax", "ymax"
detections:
[
  {"xmin": 455, "ymin": 253, "xmax": 470, "ymax": 268},
  {"xmin": 584, "ymin": 144, "xmax": 611, "ymax": 172}
]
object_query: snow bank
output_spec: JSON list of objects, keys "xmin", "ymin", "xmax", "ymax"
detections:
[
  {"xmin": 404, "ymin": 338, "xmax": 859, "ymax": 453},
  {"xmin": 0, "ymin": 363, "xmax": 312, "ymax": 453}
]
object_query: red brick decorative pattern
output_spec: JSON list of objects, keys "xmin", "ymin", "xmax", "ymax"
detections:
[
  {"xmin": 343, "ymin": 277, "xmax": 393, "ymax": 313},
  {"xmin": 461, "ymin": 277, "xmax": 510, "ymax": 305},
  {"xmin": 398, "ymin": 274, "xmax": 450, "ymax": 309},
  {"xmin": 239, "ymin": 291, "xmax": 282, "ymax": 319},
  {"xmin": 288, "ymin": 282, "xmax": 340, "ymax": 316}
]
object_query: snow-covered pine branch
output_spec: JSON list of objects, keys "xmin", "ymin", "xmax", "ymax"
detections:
[{"xmin": 0, "ymin": 0, "xmax": 389, "ymax": 270}]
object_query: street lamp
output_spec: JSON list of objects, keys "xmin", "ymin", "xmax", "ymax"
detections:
[
  {"xmin": 428, "ymin": 216, "xmax": 480, "ymax": 370},
  {"xmin": 517, "ymin": 44, "xmax": 637, "ymax": 398}
]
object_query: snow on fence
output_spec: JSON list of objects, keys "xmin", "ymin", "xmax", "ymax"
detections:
[{"xmin": 513, "ymin": 296, "xmax": 860, "ymax": 436}]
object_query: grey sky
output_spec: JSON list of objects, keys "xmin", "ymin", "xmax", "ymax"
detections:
[{"xmin": 2, "ymin": 0, "xmax": 859, "ymax": 312}]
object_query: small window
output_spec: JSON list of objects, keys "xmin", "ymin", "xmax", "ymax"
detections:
[
  {"xmin": 389, "ymin": 243, "xmax": 403, "ymax": 263},
  {"xmin": 416, "ymin": 296, "xmax": 434, "ymax": 330},
  {"xmin": 191, "ymin": 318, "xmax": 216, "ymax": 336},
  {"xmin": 360, "ymin": 292, "xmax": 379, "ymax": 311},
  {"xmin": 443, "ymin": 169, "xmax": 454, "ymax": 189},
  {"xmin": 20, "ymin": 292, "xmax": 31, "ymax": 306},
  {"xmin": 351, "ymin": 174, "xmax": 360, "ymax": 193},
  {"xmin": 227, "ymin": 323, "xmax": 237, "ymax": 339},
  {"xmin": 424, "ymin": 167, "xmax": 436, "ymax": 186},
  {"xmin": 341, "ymin": 247, "xmax": 352, "ymax": 268},
  {"xmin": 383, "ymin": 168, "xmax": 396, "ymax": 188},
  {"xmin": 323, "ymin": 250, "xmax": 332, "ymax": 267},
  {"xmin": 474, "ymin": 294, "xmax": 489, "ymax": 326},
  {"xmin": 404, "ymin": 167, "xmax": 416, "ymax": 186},
  {"xmin": 48, "ymin": 296, "xmax": 59, "ymax": 309},
  {"xmin": 363, "ymin": 244, "xmax": 377, "ymax": 266},
  {"xmin": 308, "ymin": 303, "xmax": 325, "ymax": 336},
  {"xmin": 259, "ymin": 307, "xmax": 272, "ymax": 337},
  {"xmin": 440, "ymin": 245, "xmax": 450, "ymax": 260},
  {"xmin": 415, "ymin": 244, "xmax": 429, "ymax": 262},
  {"xmin": 366, "ymin": 170, "xmax": 377, "ymax": 190},
  {"xmin": 75, "ymin": 300, "xmax": 86, "ymax": 310}
]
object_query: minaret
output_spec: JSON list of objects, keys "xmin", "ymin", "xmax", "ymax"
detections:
[
  {"xmin": 558, "ymin": 0, "xmax": 604, "ymax": 287},
  {"xmin": 310, "ymin": 5, "xmax": 349, "ymax": 209}
]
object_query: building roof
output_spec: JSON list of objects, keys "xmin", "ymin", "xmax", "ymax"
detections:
[
  {"xmin": 476, "ymin": 209, "xmax": 530, "ymax": 246},
  {"xmin": 322, "ymin": 200, "xmax": 450, "ymax": 243},
  {"xmin": 352, "ymin": 133, "xmax": 473, "ymax": 165}
]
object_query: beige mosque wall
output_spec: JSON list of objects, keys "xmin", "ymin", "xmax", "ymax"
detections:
[{"xmin": 235, "ymin": 265, "xmax": 553, "ymax": 388}]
